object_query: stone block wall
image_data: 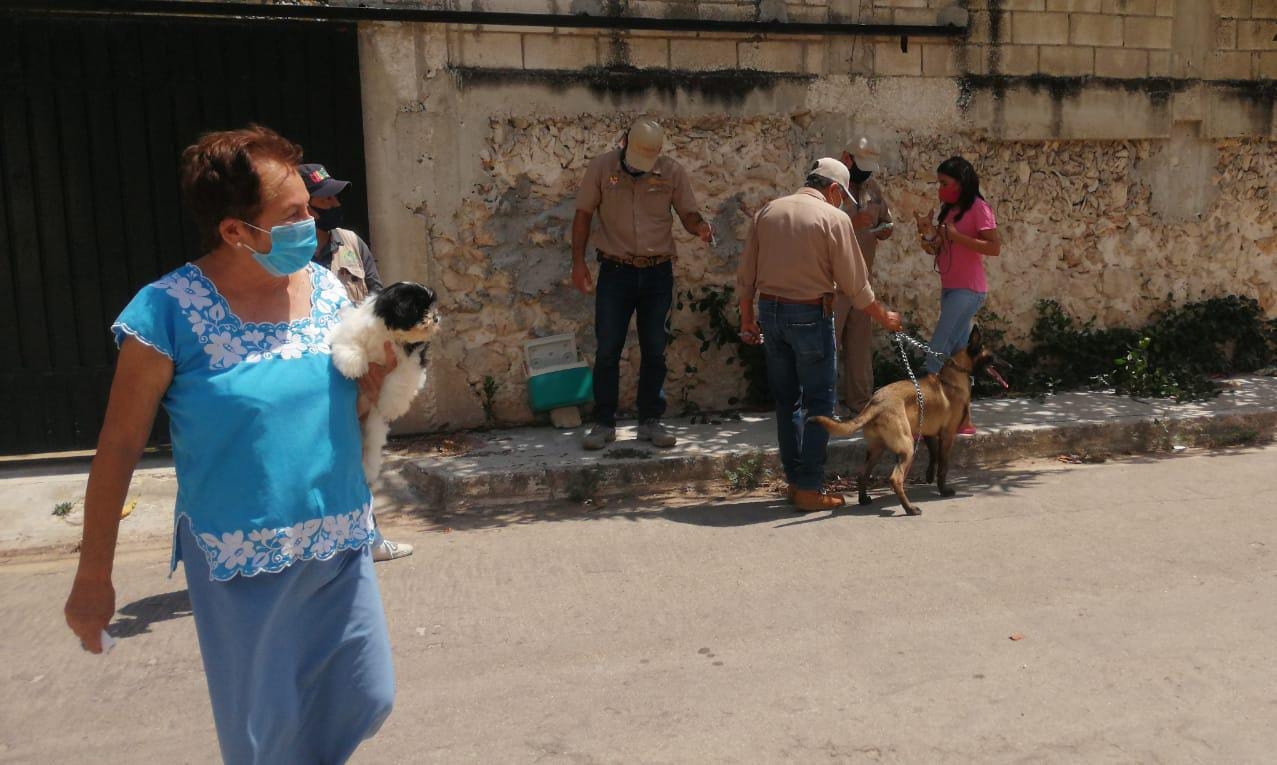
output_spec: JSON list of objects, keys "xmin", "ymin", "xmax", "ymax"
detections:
[{"xmin": 346, "ymin": 3, "xmax": 1275, "ymax": 431}]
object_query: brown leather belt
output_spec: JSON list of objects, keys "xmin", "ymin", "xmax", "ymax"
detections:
[
  {"xmin": 758, "ymin": 292, "xmax": 823, "ymax": 306},
  {"xmin": 597, "ymin": 251, "xmax": 672, "ymax": 269}
]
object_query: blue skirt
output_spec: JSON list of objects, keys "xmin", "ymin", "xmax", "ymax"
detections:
[{"xmin": 179, "ymin": 519, "xmax": 395, "ymax": 764}]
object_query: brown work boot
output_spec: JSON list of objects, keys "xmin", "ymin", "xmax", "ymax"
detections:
[{"xmin": 791, "ymin": 489, "xmax": 847, "ymax": 512}]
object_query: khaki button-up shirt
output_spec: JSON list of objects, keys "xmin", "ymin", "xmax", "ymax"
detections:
[
  {"xmin": 736, "ymin": 187, "xmax": 876, "ymax": 310},
  {"xmin": 848, "ymin": 176, "xmax": 892, "ymax": 268},
  {"xmin": 576, "ymin": 149, "xmax": 699, "ymax": 259}
]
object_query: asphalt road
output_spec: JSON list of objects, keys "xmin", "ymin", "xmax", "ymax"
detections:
[{"xmin": 2, "ymin": 447, "xmax": 1275, "ymax": 764}]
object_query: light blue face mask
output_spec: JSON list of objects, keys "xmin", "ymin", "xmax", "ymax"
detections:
[{"xmin": 238, "ymin": 217, "xmax": 318, "ymax": 277}]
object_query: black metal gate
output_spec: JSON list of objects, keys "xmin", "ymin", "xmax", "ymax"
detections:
[{"xmin": 0, "ymin": 12, "xmax": 368, "ymax": 455}]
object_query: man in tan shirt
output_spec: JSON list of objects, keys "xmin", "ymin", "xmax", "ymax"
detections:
[
  {"xmin": 836, "ymin": 136, "xmax": 894, "ymax": 415},
  {"xmin": 572, "ymin": 118, "xmax": 713, "ymax": 451},
  {"xmin": 738, "ymin": 158, "xmax": 902, "ymax": 512}
]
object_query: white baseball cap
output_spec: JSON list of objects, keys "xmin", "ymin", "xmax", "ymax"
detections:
[
  {"xmin": 845, "ymin": 136, "xmax": 882, "ymax": 173},
  {"xmin": 809, "ymin": 157, "xmax": 858, "ymax": 206}
]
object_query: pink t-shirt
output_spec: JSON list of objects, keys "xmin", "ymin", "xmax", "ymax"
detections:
[{"xmin": 938, "ymin": 197, "xmax": 996, "ymax": 292}]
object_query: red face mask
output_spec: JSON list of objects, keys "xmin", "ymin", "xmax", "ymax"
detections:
[{"xmin": 938, "ymin": 184, "xmax": 961, "ymax": 205}]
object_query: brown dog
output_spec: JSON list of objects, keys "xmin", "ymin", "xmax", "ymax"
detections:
[{"xmin": 810, "ymin": 327, "xmax": 1006, "ymax": 516}]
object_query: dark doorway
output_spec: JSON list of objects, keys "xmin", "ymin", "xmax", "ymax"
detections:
[{"xmin": 0, "ymin": 12, "xmax": 368, "ymax": 454}]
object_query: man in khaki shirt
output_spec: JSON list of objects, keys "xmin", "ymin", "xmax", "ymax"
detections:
[
  {"xmin": 836, "ymin": 136, "xmax": 894, "ymax": 415},
  {"xmin": 738, "ymin": 158, "xmax": 902, "ymax": 512},
  {"xmin": 572, "ymin": 118, "xmax": 713, "ymax": 451}
]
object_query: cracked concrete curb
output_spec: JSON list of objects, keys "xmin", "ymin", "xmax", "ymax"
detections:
[{"xmin": 398, "ymin": 407, "xmax": 1277, "ymax": 509}]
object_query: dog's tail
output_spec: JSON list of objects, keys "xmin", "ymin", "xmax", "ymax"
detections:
[{"xmin": 810, "ymin": 411, "xmax": 871, "ymax": 438}]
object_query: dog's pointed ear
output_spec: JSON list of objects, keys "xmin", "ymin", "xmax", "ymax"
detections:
[{"xmin": 967, "ymin": 324, "xmax": 983, "ymax": 355}]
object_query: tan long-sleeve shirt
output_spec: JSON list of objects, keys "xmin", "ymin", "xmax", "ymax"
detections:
[{"xmin": 736, "ymin": 187, "xmax": 876, "ymax": 310}]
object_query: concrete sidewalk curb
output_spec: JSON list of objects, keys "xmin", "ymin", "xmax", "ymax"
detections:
[{"xmin": 399, "ymin": 405, "xmax": 1277, "ymax": 509}]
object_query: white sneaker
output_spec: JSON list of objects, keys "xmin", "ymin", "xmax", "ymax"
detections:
[{"xmin": 372, "ymin": 538, "xmax": 414, "ymax": 562}]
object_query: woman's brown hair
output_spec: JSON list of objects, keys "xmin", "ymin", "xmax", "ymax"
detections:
[{"xmin": 179, "ymin": 124, "xmax": 304, "ymax": 251}]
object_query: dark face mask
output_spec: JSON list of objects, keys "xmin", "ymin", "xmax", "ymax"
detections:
[
  {"xmin": 849, "ymin": 162, "xmax": 872, "ymax": 186},
  {"xmin": 620, "ymin": 148, "xmax": 647, "ymax": 177},
  {"xmin": 313, "ymin": 204, "xmax": 344, "ymax": 232}
]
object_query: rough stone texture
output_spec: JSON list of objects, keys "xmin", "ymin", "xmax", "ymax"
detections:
[
  {"xmin": 355, "ymin": 6, "xmax": 1277, "ymax": 431},
  {"xmin": 402, "ymin": 106, "xmax": 1276, "ymax": 427},
  {"xmin": 452, "ymin": 113, "xmax": 814, "ymax": 422}
]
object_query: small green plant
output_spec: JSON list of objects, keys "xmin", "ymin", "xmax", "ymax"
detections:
[
  {"xmin": 724, "ymin": 452, "xmax": 771, "ymax": 491},
  {"xmin": 1201, "ymin": 427, "xmax": 1264, "ymax": 449},
  {"xmin": 1111, "ymin": 337, "xmax": 1190, "ymax": 400},
  {"xmin": 970, "ymin": 296, "xmax": 1276, "ymax": 403},
  {"xmin": 679, "ymin": 285, "xmax": 771, "ymax": 407},
  {"xmin": 678, "ymin": 363, "xmax": 702, "ymax": 417},
  {"xmin": 480, "ymin": 375, "xmax": 500, "ymax": 425},
  {"xmin": 565, "ymin": 467, "xmax": 601, "ymax": 503},
  {"xmin": 52, "ymin": 501, "xmax": 73, "ymax": 517}
]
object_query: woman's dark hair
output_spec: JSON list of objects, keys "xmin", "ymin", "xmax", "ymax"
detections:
[
  {"xmin": 180, "ymin": 124, "xmax": 304, "ymax": 251},
  {"xmin": 936, "ymin": 155, "xmax": 983, "ymax": 224}
]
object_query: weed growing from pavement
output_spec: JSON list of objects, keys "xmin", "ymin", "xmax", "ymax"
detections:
[
  {"xmin": 565, "ymin": 468, "xmax": 601, "ymax": 503},
  {"xmin": 52, "ymin": 501, "xmax": 73, "ymax": 517},
  {"xmin": 480, "ymin": 375, "xmax": 500, "ymax": 426},
  {"xmin": 1200, "ymin": 427, "xmax": 1266, "ymax": 449},
  {"xmin": 725, "ymin": 453, "xmax": 771, "ymax": 491}
]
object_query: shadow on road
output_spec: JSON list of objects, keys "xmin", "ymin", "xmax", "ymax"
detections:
[
  {"xmin": 109, "ymin": 589, "xmax": 192, "ymax": 639},
  {"xmin": 665, "ymin": 464, "xmax": 1055, "ymax": 529},
  {"xmin": 396, "ymin": 462, "xmax": 1060, "ymax": 534}
]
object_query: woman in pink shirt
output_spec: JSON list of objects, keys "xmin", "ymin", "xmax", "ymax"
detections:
[{"xmin": 916, "ymin": 156, "xmax": 1001, "ymax": 434}]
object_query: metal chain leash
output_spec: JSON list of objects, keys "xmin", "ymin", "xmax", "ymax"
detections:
[{"xmin": 892, "ymin": 332, "xmax": 949, "ymax": 440}]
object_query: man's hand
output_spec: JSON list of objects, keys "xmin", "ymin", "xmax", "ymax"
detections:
[
  {"xmin": 913, "ymin": 209, "xmax": 936, "ymax": 238},
  {"xmin": 572, "ymin": 261, "xmax": 594, "ymax": 294},
  {"xmin": 697, "ymin": 221, "xmax": 714, "ymax": 244},
  {"xmin": 65, "ymin": 575, "xmax": 115, "ymax": 654},
  {"xmin": 739, "ymin": 319, "xmax": 764, "ymax": 345},
  {"xmin": 879, "ymin": 310, "xmax": 903, "ymax": 333},
  {"xmin": 357, "ymin": 342, "xmax": 398, "ymax": 419}
]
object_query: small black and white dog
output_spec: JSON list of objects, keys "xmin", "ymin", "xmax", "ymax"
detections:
[{"xmin": 330, "ymin": 281, "xmax": 439, "ymax": 486}]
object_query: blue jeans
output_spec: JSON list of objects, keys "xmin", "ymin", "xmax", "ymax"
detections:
[
  {"xmin": 593, "ymin": 259, "xmax": 673, "ymax": 427},
  {"xmin": 927, "ymin": 288, "xmax": 987, "ymax": 374},
  {"xmin": 758, "ymin": 300, "xmax": 837, "ymax": 491}
]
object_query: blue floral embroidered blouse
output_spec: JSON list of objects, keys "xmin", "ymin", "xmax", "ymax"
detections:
[{"xmin": 112, "ymin": 263, "xmax": 373, "ymax": 581}]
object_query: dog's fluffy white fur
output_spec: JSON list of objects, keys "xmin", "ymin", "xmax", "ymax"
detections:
[{"xmin": 329, "ymin": 282, "xmax": 438, "ymax": 487}]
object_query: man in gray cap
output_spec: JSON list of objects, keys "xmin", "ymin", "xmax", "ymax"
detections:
[
  {"xmin": 836, "ymin": 137, "xmax": 894, "ymax": 416},
  {"xmin": 572, "ymin": 117, "xmax": 714, "ymax": 451},
  {"xmin": 301, "ymin": 163, "xmax": 411, "ymax": 563},
  {"xmin": 737, "ymin": 158, "xmax": 902, "ymax": 512}
]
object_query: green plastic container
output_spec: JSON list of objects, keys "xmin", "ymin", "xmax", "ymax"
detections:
[{"xmin": 526, "ymin": 364, "xmax": 593, "ymax": 412}]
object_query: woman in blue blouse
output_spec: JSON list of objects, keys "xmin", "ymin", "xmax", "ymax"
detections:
[{"xmin": 64, "ymin": 126, "xmax": 396, "ymax": 764}]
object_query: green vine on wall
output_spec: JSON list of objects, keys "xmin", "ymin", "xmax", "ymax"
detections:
[{"xmin": 676, "ymin": 285, "xmax": 771, "ymax": 409}]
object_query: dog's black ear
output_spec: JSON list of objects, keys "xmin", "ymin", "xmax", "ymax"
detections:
[
  {"xmin": 967, "ymin": 324, "xmax": 983, "ymax": 355},
  {"xmin": 374, "ymin": 282, "xmax": 436, "ymax": 330}
]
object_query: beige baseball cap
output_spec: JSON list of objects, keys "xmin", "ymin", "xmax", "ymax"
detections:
[
  {"xmin": 809, "ymin": 157, "xmax": 858, "ymax": 206},
  {"xmin": 845, "ymin": 136, "xmax": 881, "ymax": 173},
  {"xmin": 625, "ymin": 118, "xmax": 664, "ymax": 172}
]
